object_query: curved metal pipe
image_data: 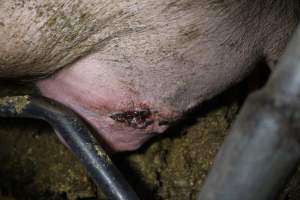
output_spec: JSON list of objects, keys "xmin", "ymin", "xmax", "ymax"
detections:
[
  {"xmin": 0, "ymin": 96, "xmax": 139, "ymax": 200},
  {"xmin": 198, "ymin": 26, "xmax": 300, "ymax": 199}
]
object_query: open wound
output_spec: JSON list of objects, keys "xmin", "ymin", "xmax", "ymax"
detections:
[{"xmin": 109, "ymin": 109, "xmax": 153, "ymax": 129}]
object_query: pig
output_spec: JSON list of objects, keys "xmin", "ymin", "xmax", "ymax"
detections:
[{"xmin": 0, "ymin": 0, "xmax": 299, "ymax": 152}]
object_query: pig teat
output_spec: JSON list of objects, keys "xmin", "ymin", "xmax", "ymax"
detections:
[{"xmin": 37, "ymin": 55, "xmax": 180, "ymax": 152}]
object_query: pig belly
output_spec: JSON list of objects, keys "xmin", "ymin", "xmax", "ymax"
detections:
[
  {"xmin": 37, "ymin": 44, "xmax": 257, "ymax": 152},
  {"xmin": 35, "ymin": 1, "xmax": 281, "ymax": 152}
]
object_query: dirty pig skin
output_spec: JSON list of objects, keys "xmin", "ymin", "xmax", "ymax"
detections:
[{"xmin": 0, "ymin": 0, "xmax": 299, "ymax": 151}]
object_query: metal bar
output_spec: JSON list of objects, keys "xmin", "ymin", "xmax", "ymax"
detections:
[
  {"xmin": 198, "ymin": 25, "xmax": 300, "ymax": 200},
  {"xmin": 0, "ymin": 95, "xmax": 140, "ymax": 200}
]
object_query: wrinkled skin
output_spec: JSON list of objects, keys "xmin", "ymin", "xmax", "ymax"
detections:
[{"xmin": 0, "ymin": 0, "xmax": 299, "ymax": 151}]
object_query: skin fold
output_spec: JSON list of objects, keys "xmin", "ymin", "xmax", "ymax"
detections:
[{"xmin": 0, "ymin": 0, "xmax": 299, "ymax": 151}]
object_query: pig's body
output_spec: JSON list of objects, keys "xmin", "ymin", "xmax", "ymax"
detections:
[{"xmin": 0, "ymin": 0, "xmax": 299, "ymax": 151}]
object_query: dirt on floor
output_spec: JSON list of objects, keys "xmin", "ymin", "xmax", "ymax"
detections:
[{"xmin": 0, "ymin": 68, "xmax": 300, "ymax": 200}]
